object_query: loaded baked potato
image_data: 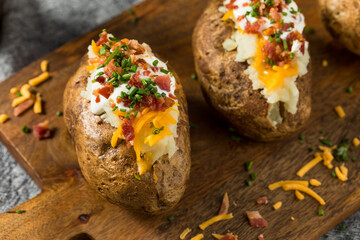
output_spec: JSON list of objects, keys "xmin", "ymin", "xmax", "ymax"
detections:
[
  {"xmin": 64, "ymin": 31, "xmax": 191, "ymax": 214},
  {"xmin": 319, "ymin": 0, "xmax": 360, "ymax": 56},
  {"xmin": 193, "ymin": 0, "xmax": 312, "ymax": 141}
]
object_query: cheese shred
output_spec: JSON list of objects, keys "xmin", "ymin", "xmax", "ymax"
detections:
[
  {"xmin": 335, "ymin": 166, "xmax": 348, "ymax": 182},
  {"xmin": 180, "ymin": 228, "xmax": 192, "ymax": 240},
  {"xmin": 273, "ymin": 201, "xmax": 282, "ymax": 210},
  {"xmin": 0, "ymin": 114, "xmax": 9, "ymax": 123},
  {"xmin": 33, "ymin": 93, "xmax": 42, "ymax": 114},
  {"xmin": 310, "ymin": 179, "xmax": 321, "ymax": 186},
  {"xmin": 190, "ymin": 234, "xmax": 204, "ymax": 240},
  {"xmin": 297, "ymin": 155, "xmax": 323, "ymax": 177},
  {"xmin": 212, "ymin": 234, "xmax": 224, "ymax": 239},
  {"xmin": 334, "ymin": 105, "xmax": 345, "ymax": 118},
  {"xmin": 295, "ymin": 190, "xmax": 304, "ymax": 200},
  {"xmin": 268, "ymin": 180, "xmax": 308, "ymax": 190},
  {"xmin": 199, "ymin": 213, "xmax": 233, "ymax": 230},
  {"xmin": 282, "ymin": 183, "xmax": 325, "ymax": 205},
  {"xmin": 29, "ymin": 72, "xmax": 50, "ymax": 86}
]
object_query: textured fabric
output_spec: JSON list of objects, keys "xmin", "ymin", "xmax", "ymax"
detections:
[{"xmin": 0, "ymin": 0, "xmax": 358, "ymax": 239}]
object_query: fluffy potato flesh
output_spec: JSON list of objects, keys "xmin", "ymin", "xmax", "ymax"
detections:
[
  {"xmin": 192, "ymin": 0, "xmax": 312, "ymax": 141},
  {"xmin": 63, "ymin": 55, "xmax": 190, "ymax": 214},
  {"xmin": 319, "ymin": 0, "xmax": 360, "ymax": 56}
]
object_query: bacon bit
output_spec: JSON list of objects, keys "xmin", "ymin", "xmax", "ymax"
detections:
[
  {"xmin": 98, "ymin": 84, "xmax": 114, "ymax": 99},
  {"xmin": 220, "ymin": 234, "xmax": 238, "ymax": 240},
  {"xmin": 237, "ymin": 15, "xmax": 245, "ymax": 21},
  {"xmin": 218, "ymin": 192, "xmax": 229, "ymax": 215},
  {"xmin": 104, "ymin": 59, "xmax": 124, "ymax": 78},
  {"xmin": 95, "ymin": 95, "xmax": 100, "ymax": 103},
  {"xmin": 269, "ymin": 8, "xmax": 281, "ymax": 21},
  {"xmin": 122, "ymin": 119, "xmax": 135, "ymax": 143},
  {"xmin": 154, "ymin": 75, "xmax": 171, "ymax": 92},
  {"xmin": 135, "ymin": 58, "xmax": 148, "ymax": 70},
  {"xmin": 225, "ymin": 0, "xmax": 238, "ymax": 10},
  {"xmin": 143, "ymin": 70, "xmax": 151, "ymax": 76},
  {"xmin": 14, "ymin": 98, "xmax": 34, "ymax": 116},
  {"xmin": 256, "ymin": 197, "xmax": 268, "ymax": 205},
  {"xmin": 33, "ymin": 120, "xmax": 51, "ymax": 140},
  {"xmin": 128, "ymin": 40, "xmax": 145, "ymax": 54},
  {"xmin": 96, "ymin": 76, "xmax": 106, "ymax": 84},
  {"xmin": 258, "ymin": 234, "xmax": 265, "ymax": 240},
  {"xmin": 151, "ymin": 66, "xmax": 159, "ymax": 73},
  {"xmin": 246, "ymin": 211, "xmax": 267, "ymax": 227},
  {"xmin": 96, "ymin": 32, "xmax": 108, "ymax": 46},
  {"xmin": 65, "ymin": 169, "xmax": 76, "ymax": 177},
  {"xmin": 245, "ymin": 21, "xmax": 261, "ymax": 34},
  {"xmin": 128, "ymin": 71, "xmax": 145, "ymax": 89},
  {"xmin": 169, "ymin": 93, "xmax": 177, "ymax": 100}
]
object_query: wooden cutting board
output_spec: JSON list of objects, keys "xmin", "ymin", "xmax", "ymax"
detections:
[{"xmin": 0, "ymin": 0, "xmax": 359, "ymax": 239}]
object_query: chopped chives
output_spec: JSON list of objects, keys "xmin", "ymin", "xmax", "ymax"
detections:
[
  {"xmin": 152, "ymin": 60, "xmax": 159, "ymax": 66},
  {"xmin": 318, "ymin": 209, "xmax": 325, "ymax": 216},
  {"xmin": 104, "ymin": 47, "xmax": 120, "ymax": 66},
  {"xmin": 191, "ymin": 73, "xmax": 198, "ymax": 80},
  {"xmin": 245, "ymin": 180, "xmax": 252, "ymax": 186},
  {"xmin": 245, "ymin": 161, "xmax": 253, "ymax": 172},
  {"xmin": 160, "ymin": 69, "xmax": 169, "ymax": 74},
  {"xmin": 250, "ymin": 173, "xmax": 257, "ymax": 180}
]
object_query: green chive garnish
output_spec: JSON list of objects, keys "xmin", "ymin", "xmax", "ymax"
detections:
[
  {"xmin": 191, "ymin": 73, "xmax": 197, "ymax": 80},
  {"xmin": 168, "ymin": 216, "xmax": 174, "ymax": 221},
  {"xmin": 283, "ymin": 39, "xmax": 288, "ymax": 51},
  {"xmin": 318, "ymin": 209, "xmax": 325, "ymax": 216},
  {"xmin": 16, "ymin": 91, "xmax": 22, "ymax": 97},
  {"xmin": 190, "ymin": 122, "xmax": 198, "ymax": 128},
  {"xmin": 320, "ymin": 138, "xmax": 332, "ymax": 147},
  {"xmin": 128, "ymin": 8, "xmax": 134, "ymax": 15},
  {"xmin": 245, "ymin": 180, "xmax": 252, "ymax": 186},
  {"xmin": 112, "ymin": 106, "xmax": 118, "ymax": 111},
  {"xmin": 160, "ymin": 69, "xmax": 169, "ymax": 74},
  {"xmin": 245, "ymin": 161, "xmax": 253, "ymax": 172},
  {"xmin": 21, "ymin": 126, "xmax": 30, "ymax": 133},
  {"xmin": 347, "ymin": 86, "xmax": 353, "ymax": 94},
  {"xmin": 152, "ymin": 60, "xmax": 159, "ymax": 66},
  {"xmin": 104, "ymin": 47, "xmax": 120, "ymax": 66},
  {"xmin": 134, "ymin": 174, "xmax": 141, "ymax": 180},
  {"xmin": 231, "ymin": 135, "xmax": 241, "ymax": 141},
  {"xmin": 56, "ymin": 111, "xmax": 63, "ymax": 116},
  {"xmin": 250, "ymin": 173, "xmax": 257, "ymax": 180}
]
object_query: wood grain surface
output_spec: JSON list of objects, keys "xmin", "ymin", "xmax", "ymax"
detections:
[{"xmin": 0, "ymin": 0, "xmax": 359, "ymax": 239}]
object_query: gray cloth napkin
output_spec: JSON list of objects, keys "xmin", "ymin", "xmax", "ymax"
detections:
[{"xmin": 0, "ymin": 0, "xmax": 358, "ymax": 239}]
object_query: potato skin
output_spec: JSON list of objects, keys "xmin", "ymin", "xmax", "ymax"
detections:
[
  {"xmin": 319, "ymin": 0, "xmax": 360, "ymax": 56},
  {"xmin": 63, "ymin": 55, "xmax": 191, "ymax": 214},
  {"xmin": 192, "ymin": 0, "xmax": 311, "ymax": 141}
]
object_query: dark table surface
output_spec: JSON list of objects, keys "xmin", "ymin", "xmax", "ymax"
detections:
[{"xmin": 0, "ymin": 0, "xmax": 359, "ymax": 239}]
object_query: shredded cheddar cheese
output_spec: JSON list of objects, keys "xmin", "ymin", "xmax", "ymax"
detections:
[
  {"xmin": 212, "ymin": 234, "xmax": 224, "ymax": 239},
  {"xmin": 87, "ymin": 64, "xmax": 96, "ymax": 71},
  {"xmin": 297, "ymin": 155, "xmax": 323, "ymax": 177},
  {"xmin": 91, "ymin": 40, "xmax": 100, "ymax": 56},
  {"xmin": 252, "ymin": 39, "xmax": 298, "ymax": 92},
  {"xmin": 222, "ymin": 10, "xmax": 233, "ymax": 21},
  {"xmin": 199, "ymin": 213, "xmax": 233, "ymax": 230},
  {"xmin": 334, "ymin": 106, "xmax": 345, "ymax": 118},
  {"xmin": 291, "ymin": 217, "xmax": 295, "ymax": 221},
  {"xmin": 111, "ymin": 125, "xmax": 123, "ymax": 148},
  {"xmin": 273, "ymin": 201, "xmax": 282, "ymax": 210},
  {"xmin": 335, "ymin": 167, "xmax": 348, "ymax": 182},
  {"xmin": 33, "ymin": 93, "xmax": 42, "ymax": 114},
  {"xmin": 322, "ymin": 60, "xmax": 328, "ymax": 67},
  {"xmin": 190, "ymin": 234, "xmax": 204, "ymax": 240},
  {"xmin": 29, "ymin": 72, "xmax": 50, "ymax": 86},
  {"xmin": 0, "ymin": 114, "xmax": 9, "ymax": 123},
  {"xmin": 12, "ymin": 84, "xmax": 32, "ymax": 107},
  {"xmin": 180, "ymin": 228, "xmax": 192, "ymax": 240},
  {"xmin": 353, "ymin": 137, "xmax": 360, "ymax": 147},
  {"xmin": 295, "ymin": 190, "xmax": 304, "ymax": 200},
  {"xmin": 282, "ymin": 184, "xmax": 325, "ymax": 205},
  {"xmin": 268, "ymin": 180, "xmax": 309, "ymax": 190},
  {"xmin": 340, "ymin": 164, "xmax": 348, "ymax": 177},
  {"xmin": 40, "ymin": 60, "xmax": 48, "ymax": 72},
  {"xmin": 10, "ymin": 88, "xmax": 18, "ymax": 94},
  {"xmin": 310, "ymin": 179, "xmax": 321, "ymax": 186}
]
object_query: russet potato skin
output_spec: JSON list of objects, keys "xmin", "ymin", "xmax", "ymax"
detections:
[
  {"xmin": 192, "ymin": 0, "xmax": 311, "ymax": 141},
  {"xmin": 319, "ymin": 0, "xmax": 360, "ymax": 56},
  {"xmin": 64, "ymin": 55, "xmax": 191, "ymax": 214}
]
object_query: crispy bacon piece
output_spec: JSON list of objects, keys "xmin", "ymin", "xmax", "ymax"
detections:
[
  {"xmin": 98, "ymin": 84, "xmax": 114, "ymax": 99},
  {"xmin": 135, "ymin": 58, "xmax": 148, "ymax": 70},
  {"xmin": 245, "ymin": 21, "xmax": 261, "ymax": 34},
  {"xmin": 128, "ymin": 71, "xmax": 145, "ymax": 89},
  {"xmin": 33, "ymin": 120, "xmax": 51, "ymax": 140},
  {"xmin": 104, "ymin": 59, "xmax": 124, "ymax": 78},
  {"xmin": 220, "ymin": 234, "xmax": 238, "ymax": 240},
  {"xmin": 140, "ymin": 95, "xmax": 175, "ymax": 111},
  {"xmin": 269, "ymin": 8, "xmax": 281, "ymax": 21},
  {"xmin": 256, "ymin": 197, "xmax": 268, "ymax": 205},
  {"xmin": 122, "ymin": 119, "xmax": 135, "ymax": 143},
  {"xmin": 154, "ymin": 75, "xmax": 171, "ymax": 92},
  {"xmin": 151, "ymin": 66, "xmax": 159, "ymax": 73},
  {"xmin": 218, "ymin": 192, "xmax": 230, "ymax": 215},
  {"xmin": 96, "ymin": 76, "xmax": 106, "ymax": 84},
  {"xmin": 14, "ymin": 98, "xmax": 34, "ymax": 116},
  {"xmin": 96, "ymin": 32, "xmax": 108, "ymax": 46},
  {"xmin": 128, "ymin": 40, "xmax": 145, "ymax": 55},
  {"xmin": 169, "ymin": 93, "xmax": 177, "ymax": 100},
  {"xmin": 225, "ymin": 0, "xmax": 238, "ymax": 9},
  {"xmin": 246, "ymin": 211, "xmax": 268, "ymax": 227},
  {"xmin": 143, "ymin": 70, "xmax": 151, "ymax": 76},
  {"xmin": 258, "ymin": 234, "xmax": 265, "ymax": 240}
]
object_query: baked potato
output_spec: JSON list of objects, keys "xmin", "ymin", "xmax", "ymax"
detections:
[
  {"xmin": 193, "ymin": 0, "xmax": 312, "ymax": 141},
  {"xmin": 319, "ymin": 0, "xmax": 360, "ymax": 56},
  {"xmin": 64, "ymin": 31, "xmax": 191, "ymax": 214}
]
